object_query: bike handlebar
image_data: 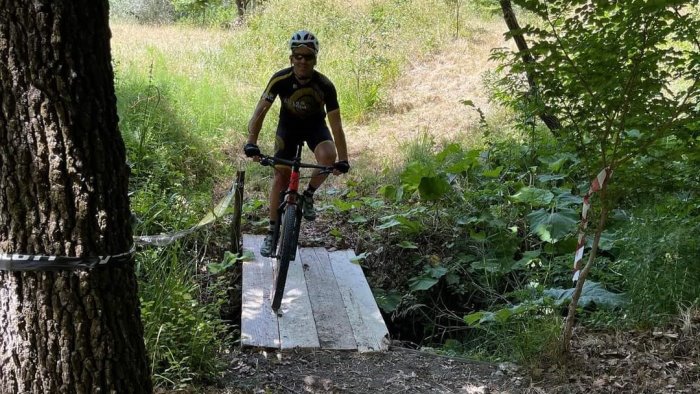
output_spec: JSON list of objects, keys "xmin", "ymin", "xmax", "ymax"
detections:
[{"xmin": 257, "ymin": 154, "xmax": 335, "ymax": 173}]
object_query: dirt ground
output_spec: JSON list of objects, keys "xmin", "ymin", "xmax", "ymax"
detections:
[
  {"xmin": 195, "ymin": 321, "xmax": 699, "ymax": 393},
  {"xmin": 207, "ymin": 345, "xmax": 519, "ymax": 393}
]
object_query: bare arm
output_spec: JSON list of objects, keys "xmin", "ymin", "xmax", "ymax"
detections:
[
  {"xmin": 247, "ymin": 98, "xmax": 273, "ymax": 144},
  {"xmin": 327, "ymin": 109, "xmax": 348, "ymax": 161}
]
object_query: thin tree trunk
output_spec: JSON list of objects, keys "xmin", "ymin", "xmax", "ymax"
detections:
[
  {"xmin": 235, "ymin": 0, "xmax": 246, "ymax": 17},
  {"xmin": 0, "ymin": 1, "xmax": 152, "ymax": 392},
  {"xmin": 561, "ymin": 186, "xmax": 610, "ymax": 352},
  {"xmin": 499, "ymin": 0, "xmax": 562, "ymax": 134}
]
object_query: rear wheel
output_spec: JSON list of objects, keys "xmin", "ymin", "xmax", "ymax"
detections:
[{"xmin": 271, "ymin": 204, "xmax": 299, "ymax": 311}]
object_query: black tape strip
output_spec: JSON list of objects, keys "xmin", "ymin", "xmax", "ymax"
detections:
[
  {"xmin": 0, "ymin": 247, "xmax": 134, "ymax": 272},
  {"xmin": 1, "ymin": 177, "xmax": 238, "ymax": 271}
]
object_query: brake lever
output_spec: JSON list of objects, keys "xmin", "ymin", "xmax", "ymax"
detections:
[{"xmin": 259, "ymin": 156, "xmax": 274, "ymax": 167}]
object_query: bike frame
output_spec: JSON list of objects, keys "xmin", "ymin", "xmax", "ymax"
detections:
[
  {"xmin": 270, "ymin": 144, "xmax": 305, "ymax": 260},
  {"xmin": 258, "ymin": 144, "xmax": 334, "ymax": 311}
]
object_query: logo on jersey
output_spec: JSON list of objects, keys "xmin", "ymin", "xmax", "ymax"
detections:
[{"xmin": 284, "ymin": 87, "xmax": 323, "ymax": 118}]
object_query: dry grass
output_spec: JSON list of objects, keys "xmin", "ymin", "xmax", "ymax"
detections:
[
  {"xmin": 345, "ymin": 18, "xmax": 511, "ymax": 171},
  {"xmin": 111, "ymin": 22, "xmax": 233, "ymax": 58}
]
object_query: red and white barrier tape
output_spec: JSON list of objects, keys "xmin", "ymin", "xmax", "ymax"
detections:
[{"xmin": 572, "ymin": 167, "xmax": 612, "ymax": 282}]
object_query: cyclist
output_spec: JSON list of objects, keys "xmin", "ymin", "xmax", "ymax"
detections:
[{"xmin": 244, "ymin": 29, "xmax": 350, "ymax": 257}]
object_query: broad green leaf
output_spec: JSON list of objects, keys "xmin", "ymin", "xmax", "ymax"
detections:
[
  {"xmin": 373, "ymin": 289, "xmax": 402, "ymax": 313},
  {"xmin": 436, "ymin": 143, "xmax": 462, "ymax": 163},
  {"xmin": 457, "ymin": 216, "xmax": 479, "ymax": 226},
  {"xmin": 409, "ymin": 276, "xmax": 439, "ymax": 291},
  {"xmin": 418, "ymin": 175, "xmax": 451, "ymax": 201},
  {"xmin": 544, "ymin": 281, "xmax": 627, "ymax": 308},
  {"xmin": 332, "ymin": 199, "xmax": 356, "ymax": 212},
  {"xmin": 514, "ymin": 250, "xmax": 542, "ymax": 268},
  {"xmin": 376, "ymin": 216, "xmax": 423, "ymax": 234},
  {"xmin": 379, "ymin": 185, "xmax": 404, "ymax": 202},
  {"xmin": 428, "ymin": 266, "xmax": 448, "ymax": 278},
  {"xmin": 207, "ymin": 262, "xmax": 227, "ymax": 274},
  {"xmin": 207, "ymin": 251, "xmax": 243, "ymax": 274},
  {"xmin": 379, "ymin": 184, "xmax": 397, "ymax": 200},
  {"xmin": 464, "ymin": 311, "xmax": 487, "ymax": 326},
  {"xmin": 238, "ymin": 250, "xmax": 255, "ymax": 262},
  {"xmin": 361, "ymin": 197, "xmax": 385, "ymax": 208},
  {"xmin": 537, "ymin": 174, "xmax": 566, "ymax": 182},
  {"xmin": 494, "ymin": 308, "xmax": 513, "ymax": 323},
  {"xmin": 527, "ymin": 208, "xmax": 579, "ymax": 243},
  {"xmin": 553, "ymin": 190, "xmax": 583, "ymax": 208},
  {"xmin": 509, "ymin": 187, "xmax": 554, "ymax": 206},
  {"xmin": 539, "ymin": 153, "xmax": 577, "ymax": 172},
  {"xmin": 482, "ymin": 166, "xmax": 503, "ymax": 178},
  {"xmin": 395, "ymin": 216, "xmax": 423, "ymax": 234},
  {"xmin": 469, "ymin": 229, "xmax": 486, "ymax": 241},
  {"xmin": 587, "ymin": 230, "xmax": 615, "ymax": 251},
  {"xmin": 401, "ymin": 162, "xmax": 432, "ymax": 190},
  {"xmin": 376, "ymin": 217, "xmax": 402, "ymax": 230}
]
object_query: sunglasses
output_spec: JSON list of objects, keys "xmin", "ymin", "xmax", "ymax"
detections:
[{"xmin": 292, "ymin": 53, "xmax": 316, "ymax": 61}]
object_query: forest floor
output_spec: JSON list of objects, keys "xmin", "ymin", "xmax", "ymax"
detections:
[
  {"xmin": 188, "ymin": 21, "xmax": 700, "ymax": 394},
  {"xmin": 196, "ymin": 317, "xmax": 700, "ymax": 393}
]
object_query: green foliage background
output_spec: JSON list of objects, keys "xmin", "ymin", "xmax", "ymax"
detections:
[{"xmin": 111, "ymin": 0, "xmax": 700, "ymax": 388}]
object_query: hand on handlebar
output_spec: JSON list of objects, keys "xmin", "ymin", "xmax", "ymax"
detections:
[
  {"xmin": 333, "ymin": 160, "xmax": 350, "ymax": 175},
  {"xmin": 243, "ymin": 143, "xmax": 261, "ymax": 159}
]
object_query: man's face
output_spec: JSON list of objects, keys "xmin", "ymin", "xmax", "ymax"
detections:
[{"xmin": 290, "ymin": 45, "xmax": 316, "ymax": 79}]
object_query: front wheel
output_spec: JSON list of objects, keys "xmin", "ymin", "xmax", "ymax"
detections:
[{"xmin": 271, "ymin": 204, "xmax": 299, "ymax": 311}]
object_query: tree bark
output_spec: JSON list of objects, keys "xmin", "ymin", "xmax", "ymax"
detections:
[
  {"xmin": 561, "ymin": 187, "xmax": 610, "ymax": 353},
  {"xmin": 499, "ymin": 0, "xmax": 562, "ymax": 134},
  {"xmin": 0, "ymin": 1, "xmax": 152, "ymax": 392}
]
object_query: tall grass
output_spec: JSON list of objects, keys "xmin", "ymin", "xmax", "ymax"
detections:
[
  {"xmin": 617, "ymin": 196, "xmax": 700, "ymax": 325},
  {"xmin": 136, "ymin": 244, "xmax": 229, "ymax": 388}
]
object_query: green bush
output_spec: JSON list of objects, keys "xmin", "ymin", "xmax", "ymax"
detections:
[
  {"xmin": 617, "ymin": 196, "xmax": 700, "ymax": 324},
  {"xmin": 465, "ymin": 303, "xmax": 563, "ymax": 365},
  {"xmin": 137, "ymin": 244, "xmax": 230, "ymax": 388}
]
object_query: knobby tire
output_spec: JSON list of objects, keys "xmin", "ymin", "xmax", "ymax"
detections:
[{"xmin": 271, "ymin": 205, "xmax": 299, "ymax": 311}]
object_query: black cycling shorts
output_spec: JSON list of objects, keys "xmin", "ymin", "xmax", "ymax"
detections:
[{"xmin": 274, "ymin": 122, "xmax": 333, "ymax": 161}]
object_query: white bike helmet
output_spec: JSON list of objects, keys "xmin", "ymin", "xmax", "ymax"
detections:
[{"xmin": 289, "ymin": 30, "xmax": 319, "ymax": 54}]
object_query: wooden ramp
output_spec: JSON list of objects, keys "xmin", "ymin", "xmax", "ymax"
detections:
[{"xmin": 241, "ymin": 234, "xmax": 390, "ymax": 352}]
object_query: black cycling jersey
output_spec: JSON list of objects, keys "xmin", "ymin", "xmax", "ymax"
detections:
[
  {"xmin": 261, "ymin": 67, "xmax": 339, "ymax": 160},
  {"xmin": 261, "ymin": 67, "xmax": 340, "ymax": 125}
]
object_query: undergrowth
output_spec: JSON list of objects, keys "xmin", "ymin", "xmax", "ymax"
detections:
[{"xmin": 320, "ymin": 127, "xmax": 699, "ymax": 365}]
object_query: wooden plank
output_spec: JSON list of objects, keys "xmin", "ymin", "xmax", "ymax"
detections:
[
  {"xmin": 301, "ymin": 248, "xmax": 357, "ymax": 350},
  {"xmin": 241, "ymin": 235, "xmax": 280, "ymax": 348},
  {"xmin": 277, "ymin": 246, "xmax": 320, "ymax": 349},
  {"xmin": 329, "ymin": 250, "xmax": 390, "ymax": 352}
]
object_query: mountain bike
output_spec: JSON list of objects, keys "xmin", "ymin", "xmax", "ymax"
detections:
[{"xmin": 257, "ymin": 144, "xmax": 335, "ymax": 312}]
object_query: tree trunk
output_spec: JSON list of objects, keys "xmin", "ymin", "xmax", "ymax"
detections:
[
  {"xmin": 0, "ymin": 1, "xmax": 152, "ymax": 392},
  {"xmin": 235, "ymin": 0, "xmax": 246, "ymax": 17},
  {"xmin": 561, "ymin": 187, "xmax": 610, "ymax": 352},
  {"xmin": 499, "ymin": 0, "xmax": 562, "ymax": 134}
]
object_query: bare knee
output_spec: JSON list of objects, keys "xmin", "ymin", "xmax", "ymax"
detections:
[{"xmin": 314, "ymin": 141, "xmax": 336, "ymax": 165}]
